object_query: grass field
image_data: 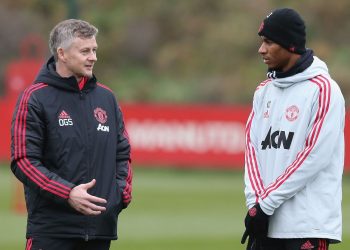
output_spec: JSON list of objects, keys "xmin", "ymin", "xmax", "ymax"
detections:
[{"xmin": 0, "ymin": 165, "xmax": 349, "ymax": 249}]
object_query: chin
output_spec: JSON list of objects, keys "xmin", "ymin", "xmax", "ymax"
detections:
[
  {"xmin": 83, "ymin": 72, "xmax": 93, "ymax": 78},
  {"xmin": 269, "ymin": 66, "xmax": 281, "ymax": 71}
]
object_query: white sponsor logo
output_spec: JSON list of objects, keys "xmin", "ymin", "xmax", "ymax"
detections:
[
  {"xmin": 97, "ymin": 123, "xmax": 109, "ymax": 132},
  {"xmin": 59, "ymin": 118, "xmax": 73, "ymax": 127}
]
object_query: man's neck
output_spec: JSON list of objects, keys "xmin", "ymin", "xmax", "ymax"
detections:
[
  {"xmin": 282, "ymin": 53, "xmax": 301, "ymax": 72},
  {"xmin": 55, "ymin": 61, "xmax": 81, "ymax": 82}
]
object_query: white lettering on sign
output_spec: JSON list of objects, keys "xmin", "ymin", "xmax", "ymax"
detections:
[{"xmin": 126, "ymin": 119, "xmax": 245, "ymax": 154}]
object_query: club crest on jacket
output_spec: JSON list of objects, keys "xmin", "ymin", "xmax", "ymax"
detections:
[
  {"xmin": 285, "ymin": 105, "xmax": 299, "ymax": 122},
  {"xmin": 94, "ymin": 107, "xmax": 108, "ymax": 124}
]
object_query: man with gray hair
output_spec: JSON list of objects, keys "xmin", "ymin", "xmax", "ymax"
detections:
[{"xmin": 11, "ymin": 19, "xmax": 132, "ymax": 250}]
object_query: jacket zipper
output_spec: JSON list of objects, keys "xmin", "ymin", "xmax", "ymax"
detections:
[{"xmin": 80, "ymin": 90, "xmax": 91, "ymax": 241}]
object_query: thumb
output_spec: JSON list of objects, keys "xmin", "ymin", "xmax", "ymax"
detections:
[{"xmin": 83, "ymin": 179, "xmax": 96, "ymax": 190}]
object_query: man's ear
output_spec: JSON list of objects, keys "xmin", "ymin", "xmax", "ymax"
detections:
[{"xmin": 57, "ymin": 47, "xmax": 66, "ymax": 62}]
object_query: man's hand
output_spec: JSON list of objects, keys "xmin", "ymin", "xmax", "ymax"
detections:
[
  {"xmin": 68, "ymin": 179, "xmax": 107, "ymax": 215},
  {"xmin": 241, "ymin": 203, "xmax": 269, "ymax": 249}
]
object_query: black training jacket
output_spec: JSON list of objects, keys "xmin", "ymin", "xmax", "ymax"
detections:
[{"xmin": 11, "ymin": 57, "xmax": 132, "ymax": 240}]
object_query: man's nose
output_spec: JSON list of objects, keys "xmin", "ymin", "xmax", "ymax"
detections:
[
  {"xmin": 258, "ymin": 43, "xmax": 266, "ymax": 54},
  {"xmin": 89, "ymin": 52, "xmax": 97, "ymax": 61}
]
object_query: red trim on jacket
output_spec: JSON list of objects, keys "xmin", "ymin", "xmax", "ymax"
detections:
[
  {"xmin": 97, "ymin": 82, "xmax": 113, "ymax": 92},
  {"xmin": 318, "ymin": 239, "xmax": 328, "ymax": 250},
  {"xmin": 13, "ymin": 83, "xmax": 71, "ymax": 199},
  {"xmin": 25, "ymin": 238, "xmax": 33, "ymax": 250},
  {"xmin": 245, "ymin": 110, "xmax": 265, "ymax": 203},
  {"xmin": 78, "ymin": 77, "xmax": 88, "ymax": 90},
  {"xmin": 245, "ymin": 79, "xmax": 271, "ymax": 203}
]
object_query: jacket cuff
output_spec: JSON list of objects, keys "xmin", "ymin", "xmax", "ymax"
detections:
[{"xmin": 259, "ymin": 197, "xmax": 275, "ymax": 216}]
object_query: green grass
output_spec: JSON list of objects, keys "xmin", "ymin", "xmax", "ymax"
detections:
[{"xmin": 0, "ymin": 165, "xmax": 349, "ymax": 249}]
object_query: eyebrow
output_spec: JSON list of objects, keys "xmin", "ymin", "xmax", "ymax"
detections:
[{"xmin": 80, "ymin": 46, "xmax": 98, "ymax": 51}]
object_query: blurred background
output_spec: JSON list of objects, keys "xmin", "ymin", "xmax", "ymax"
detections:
[{"xmin": 0, "ymin": 0, "xmax": 349, "ymax": 249}]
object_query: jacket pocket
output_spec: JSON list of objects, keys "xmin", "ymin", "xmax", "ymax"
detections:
[
  {"xmin": 111, "ymin": 185, "xmax": 123, "ymax": 215},
  {"xmin": 26, "ymin": 189, "xmax": 40, "ymax": 216}
]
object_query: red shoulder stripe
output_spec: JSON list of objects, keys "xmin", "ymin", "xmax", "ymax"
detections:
[
  {"xmin": 97, "ymin": 82, "xmax": 113, "ymax": 93},
  {"xmin": 256, "ymin": 79, "xmax": 272, "ymax": 91}
]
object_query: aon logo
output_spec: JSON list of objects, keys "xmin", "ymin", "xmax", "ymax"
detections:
[
  {"xmin": 261, "ymin": 127, "xmax": 294, "ymax": 150},
  {"xmin": 97, "ymin": 123, "xmax": 109, "ymax": 132}
]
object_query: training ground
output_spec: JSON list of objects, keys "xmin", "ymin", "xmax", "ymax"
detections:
[{"xmin": 0, "ymin": 165, "xmax": 349, "ymax": 250}]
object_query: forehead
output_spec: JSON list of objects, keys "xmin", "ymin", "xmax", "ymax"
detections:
[
  {"xmin": 70, "ymin": 36, "xmax": 97, "ymax": 49},
  {"xmin": 260, "ymin": 36, "xmax": 274, "ymax": 42},
  {"xmin": 260, "ymin": 36, "xmax": 285, "ymax": 49}
]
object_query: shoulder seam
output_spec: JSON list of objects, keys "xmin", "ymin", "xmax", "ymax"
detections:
[
  {"xmin": 256, "ymin": 79, "xmax": 272, "ymax": 91},
  {"xmin": 97, "ymin": 82, "xmax": 114, "ymax": 93}
]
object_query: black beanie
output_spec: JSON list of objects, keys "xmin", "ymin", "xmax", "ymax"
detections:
[{"xmin": 258, "ymin": 8, "xmax": 306, "ymax": 54}]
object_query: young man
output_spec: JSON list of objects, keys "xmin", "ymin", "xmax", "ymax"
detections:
[
  {"xmin": 11, "ymin": 19, "xmax": 132, "ymax": 250},
  {"xmin": 242, "ymin": 8, "xmax": 344, "ymax": 250}
]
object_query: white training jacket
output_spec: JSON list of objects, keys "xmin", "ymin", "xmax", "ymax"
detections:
[{"xmin": 244, "ymin": 56, "xmax": 345, "ymax": 242}]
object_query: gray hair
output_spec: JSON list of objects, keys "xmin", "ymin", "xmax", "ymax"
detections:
[{"xmin": 49, "ymin": 19, "xmax": 98, "ymax": 61}]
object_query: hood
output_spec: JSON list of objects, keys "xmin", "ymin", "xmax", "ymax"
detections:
[
  {"xmin": 272, "ymin": 56, "xmax": 329, "ymax": 88},
  {"xmin": 34, "ymin": 56, "xmax": 97, "ymax": 92}
]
